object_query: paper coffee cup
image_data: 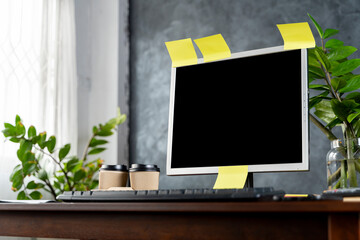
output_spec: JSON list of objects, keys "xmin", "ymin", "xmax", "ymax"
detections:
[
  {"xmin": 129, "ymin": 164, "xmax": 160, "ymax": 190},
  {"xmin": 99, "ymin": 165, "xmax": 128, "ymax": 190}
]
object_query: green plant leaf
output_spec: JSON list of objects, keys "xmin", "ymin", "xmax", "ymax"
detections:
[
  {"xmin": 310, "ymin": 98, "xmax": 323, "ymax": 109},
  {"xmin": 331, "ymin": 99, "xmax": 348, "ymax": 121},
  {"xmin": 325, "ymin": 39, "xmax": 344, "ymax": 49},
  {"xmin": 27, "ymin": 125, "xmax": 36, "ymax": 139},
  {"xmin": 308, "ymin": 55, "xmax": 321, "ymax": 68},
  {"xmin": 314, "ymin": 100, "xmax": 336, "ymax": 124},
  {"xmin": 15, "ymin": 115, "xmax": 21, "ymax": 125},
  {"xmin": 74, "ymin": 169, "xmax": 86, "ymax": 182},
  {"xmin": 309, "ymin": 65, "xmax": 326, "ymax": 79},
  {"xmin": 89, "ymin": 138, "xmax": 108, "ymax": 147},
  {"xmin": 343, "ymin": 99, "xmax": 359, "ymax": 109},
  {"xmin": 38, "ymin": 132, "xmax": 47, "ymax": 149},
  {"xmin": 9, "ymin": 137, "xmax": 21, "ymax": 143},
  {"xmin": 17, "ymin": 191, "xmax": 27, "ymax": 200},
  {"xmin": 17, "ymin": 140, "xmax": 33, "ymax": 162},
  {"xmin": 346, "ymin": 92, "xmax": 360, "ymax": 103},
  {"xmin": 23, "ymin": 155, "xmax": 37, "ymax": 175},
  {"xmin": 64, "ymin": 183, "xmax": 71, "ymax": 191},
  {"xmin": 26, "ymin": 181, "xmax": 44, "ymax": 190},
  {"xmin": 315, "ymin": 47, "xmax": 331, "ymax": 71},
  {"xmin": 15, "ymin": 121, "xmax": 25, "ymax": 137},
  {"xmin": 96, "ymin": 130, "xmax": 113, "ymax": 137},
  {"xmin": 9, "ymin": 164, "xmax": 21, "ymax": 181},
  {"xmin": 331, "ymin": 78, "xmax": 347, "ymax": 91},
  {"xmin": 329, "ymin": 60, "xmax": 341, "ymax": 70},
  {"xmin": 323, "ymin": 29, "xmax": 339, "ymax": 39},
  {"xmin": 326, "ymin": 117, "xmax": 342, "ymax": 129},
  {"xmin": 330, "ymin": 99, "xmax": 357, "ymax": 122},
  {"xmin": 309, "ymin": 84, "xmax": 329, "ymax": 91},
  {"xmin": 53, "ymin": 181, "xmax": 61, "ymax": 189},
  {"xmin": 353, "ymin": 120, "xmax": 360, "ymax": 138},
  {"xmin": 55, "ymin": 175, "xmax": 65, "ymax": 184},
  {"xmin": 2, "ymin": 123, "xmax": 16, "ymax": 137},
  {"xmin": 59, "ymin": 144, "xmax": 71, "ymax": 161},
  {"xmin": 88, "ymin": 148, "xmax": 106, "ymax": 155},
  {"xmin": 11, "ymin": 169, "xmax": 23, "ymax": 191},
  {"xmin": 309, "ymin": 91, "xmax": 330, "ymax": 109},
  {"xmin": 116, "ymin": 107, "xmax": 127, "ymax": 125},
  {"xmin": 327, "ymin": 46, "xmax": 357, "ymax": 61},
  {"xmin": 65, "ymin": 157, "xmax": 80, "ymax": 172},
  {"xmin": 118, "ymin": 114, "xmax": 126, "ymax": 125},
  {"xmin": 308, "ymin": 13, "xmax": 323, "ymax": 38},
  {"xmin": 348, "ymin": 112, "xmax": 360, "ymax": 123},
  {"xmin": 90, "ymin": 180, "xmax": 99, "ymax": 189},
  {"xmin": 339, "ymin": 75, "xmax": 360, "ymax": 93},
  {"xmin": 332, "ymin": 59, "xmax": 360, "ymax": 76},
  {"xmin": 37, "ymin": 169, "xmax": 48, "ymax": 181},
  {"xmin": 97, "ymin": 108, "xmax": 127, "ymax": 135},
  {"xmin": 46, "ymin": 136, "xmax": 56, "ymax": 153},
  {"xmin": 29, "ymin": 191, "xmax": 42, "ymax": 200}
]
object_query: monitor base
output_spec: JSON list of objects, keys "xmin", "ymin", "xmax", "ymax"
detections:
[{"xmin": 244, "ymin": 173, "xmax": 254, "ymax": 188}]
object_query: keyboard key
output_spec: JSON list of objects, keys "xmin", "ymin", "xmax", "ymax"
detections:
[
  {"xmin": 158, "ymin": 190, "xmax": 169, "ymax": 195},
  {"xmin": 136, "ymin": 191, "xmax": 147, "ymax": 196},
  {"xmin": 215, "ymin": 189, "xmax": 237, "ymax": 194},
  {"xmin": 193, "ymin": 189, "xmax": 204, "ymax": 195},
  {"xmin": 169, "ymin": 189, "xmax": 184, "ymax": 195},
  {"xmin": 147, "ymin": 191, "xmax": 158, "ymax": 196}
]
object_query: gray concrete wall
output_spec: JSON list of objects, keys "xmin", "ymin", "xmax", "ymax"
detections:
[{"xmin": 129, "ymin": 0, "xmax": 360, "ymax": 194}]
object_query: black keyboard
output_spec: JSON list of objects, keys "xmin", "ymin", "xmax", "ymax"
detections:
[
  {"xmin": 57, "ymin": 187, "xmax": 285, "ymax": 202},
  {"xmin": 322, "ymin": 188, "xmax": 360, "ymax": 199}
]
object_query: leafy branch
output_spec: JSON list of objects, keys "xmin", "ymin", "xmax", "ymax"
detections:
[
  {"xmin": 308, "ymin": 13, "xmax": 360, "ymax": 188},
  {"xmin": 2, "ymin": 108, "xmax": 126, "ymax": 200}
]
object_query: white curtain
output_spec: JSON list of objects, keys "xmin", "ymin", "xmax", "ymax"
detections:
[
  {"xmin": 40, "ymin": 0, "xmax": 78, "ymax": 153},
  {"xmin": 0, "ymin": 0, "xmax": 77, "ymax": 199}
]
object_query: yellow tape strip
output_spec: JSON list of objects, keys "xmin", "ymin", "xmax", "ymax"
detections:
[{"xmin": 277, "ymin": 22, "xmax": 315, "ymax": 50}]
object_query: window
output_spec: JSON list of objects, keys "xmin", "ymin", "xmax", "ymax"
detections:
[{"xmin": 0, "ymin": 0, "xmax": 77, "ymax": 199}]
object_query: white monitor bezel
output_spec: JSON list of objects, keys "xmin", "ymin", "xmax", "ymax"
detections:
[{"xmin": 166, "ymin": 46, "xmax": 309, "ymax": 176}]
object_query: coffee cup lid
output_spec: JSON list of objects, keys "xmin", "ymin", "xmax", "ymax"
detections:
[
  {"xmin": 129, "ymin": 164, "xmax": 160, "ymax": 172},
  {"xmin": 100, "ymin": 165, "xmax": 128, "ymax": 171}
]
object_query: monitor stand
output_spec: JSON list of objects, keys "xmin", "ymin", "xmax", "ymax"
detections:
[{"xmin": 244, "ymin": 173, "xmax": 254, "ymax": 188}]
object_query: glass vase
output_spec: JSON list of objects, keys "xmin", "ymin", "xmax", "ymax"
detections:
[{"xmin": 327, "ymin": 138, "xmax": 360, "ymax": 190}]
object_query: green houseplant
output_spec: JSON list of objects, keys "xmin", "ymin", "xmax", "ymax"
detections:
[
  {"xmin": 2, "ymin": 108, "xmax": 126, "ymax": 200},
  {"xmin": 308, "ymin": 14, "xmax": 360, "ymax": 189}
]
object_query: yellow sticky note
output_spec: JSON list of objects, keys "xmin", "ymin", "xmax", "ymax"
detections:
[
  {"xmin": 277, "ymin": 22, "xmax": 315, "ymax": 50},
  {"xmin": 213, "ymin": 166, "xmax": 248, "ymax": 189},
  {"xmin": 284, "ymin": 194, "xmax": 309, "ymax": 198},
  {"xmin": 165, "ymin": 38, "xmax": 198, "ymax": 68},
  {"xmin": 194, "ymin": 34, "xmax": 231, "ymax": 62}
]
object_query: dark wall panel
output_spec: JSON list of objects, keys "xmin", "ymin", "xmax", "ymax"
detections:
[{"xmin": 130, "ymin": 0, "xmax": 360, "ymax": 193}]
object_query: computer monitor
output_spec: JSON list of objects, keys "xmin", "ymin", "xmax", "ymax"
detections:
[{"xmin": 166, "ymin": 46, "xmax": 309, "ymax": 176}]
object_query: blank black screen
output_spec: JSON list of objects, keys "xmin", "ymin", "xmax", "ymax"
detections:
[{"xmin": 171, "ymin": 49, "xmax": 305, "ymax": 169}]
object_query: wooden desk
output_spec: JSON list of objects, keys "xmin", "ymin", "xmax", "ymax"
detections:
[{"xmin": 0, "ymin": 201, "xmax": 358, "ymax": 240}]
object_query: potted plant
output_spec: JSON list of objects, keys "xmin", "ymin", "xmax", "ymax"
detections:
[
  {"xmin": 308, "ymin": 14, "xmax": 360, "ymax": 189},
  {"xmin": 2, "ymin": 108, "xmax": 126, "ymax": 200}
]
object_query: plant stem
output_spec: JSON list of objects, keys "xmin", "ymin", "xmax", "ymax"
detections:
[
  {"xmin": 319, "ymin": 47, "xmax": 357, "ymax": 139},
  {"xmin": 81, "ymin": 132, "xmax": 95, "ymax": 162},
  {"xmin": 334, "ymin": 177, "xmax": 341, "ymax": 189},
  {"xmin": 44, "ymin": 178, "xmax": 57, "ymax": 200},
  {"xmin": 328, "ymin": 167, "xmax": 341, "ymax": 186},
  {"xmin": 346, "ymin": 131, "xmax": 358, "ymax": 187},
  {"xmin": 309, "ymin": 114, "xmax": 338, "ymax": 141},
  {"xmin": 33, "ymin": 160, "xmax": 57, "ymax": 200},
  {"xmin": 340, "ymin": 160, "xmax": 347, "ymax": 188},
  {"xmin": 34, "ymin": 146, "xmax": 73, "ymax": 191}
]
